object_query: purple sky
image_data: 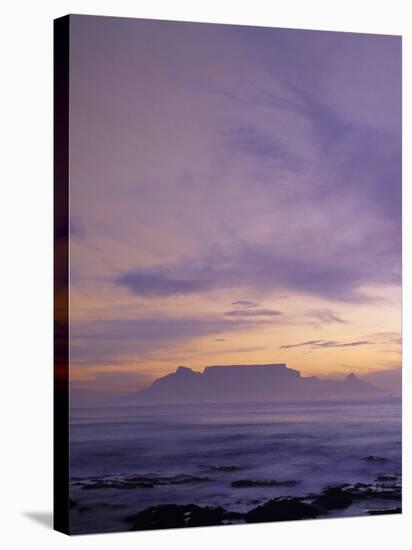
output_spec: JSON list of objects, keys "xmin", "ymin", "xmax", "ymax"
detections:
[{"xmin": 67, "ymin": 16, "xmax": 401, "ymax": 403}]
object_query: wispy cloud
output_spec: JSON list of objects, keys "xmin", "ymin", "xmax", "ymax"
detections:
[
  {"xmin": 225, "ymin": 125, "xmax": 304, "ymax": 171},
  {"xmin": 306, "ymin": 308, "xmax": 348, "ymax": 324},
  {"xmin": 70, "ymin": 315, "xmax": 262, "ymax": 365},
  {"xmin": 280, "ymin": 339, "xmax": 373, "ymax": 350},
  {"xmin": 232, "ymin": 300, "xmax": 258, "ymax": 308},
  {"xmin": 224, "ymin": 308, "xmax": 282, "ymax": 317},
  {"xmin": 115, "ymin": 237, "xmax": 400, "ymax": 302}
]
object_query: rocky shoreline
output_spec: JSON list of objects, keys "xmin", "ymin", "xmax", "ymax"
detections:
[
  {"xmin": 121, "ymin": 479, "xmax": 402, "ymax": 530},
  {"xmin": 70, "ymin": 463, "xmax": 402, "ymax": 531}
]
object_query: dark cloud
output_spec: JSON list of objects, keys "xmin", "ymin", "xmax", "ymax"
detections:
[
  {"xmin": 307, "ymin": 309, "xmax": 348, "ymax": 324},
  {"xmin": 224, "ymin": 308, "xmax": 283, "ymax": 317},
  {"xmin": 116, "ymin": 237, "xmax": 400, "ymax": 302},
  {"xmin": 280, "ymin": 340, "xmax": 323, "ymax": 349},
  {"xmin": 117, "ymin": 272, "xmax": 210, "ymax": 297},
  {"xmin": 280, "ymin": 339, "xmax": 373, "ymax": 350}
]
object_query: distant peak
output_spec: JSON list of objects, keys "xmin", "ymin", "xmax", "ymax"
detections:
[
  {"xmin": 345, "ymin": 373, "xmax": 359, "ymax": 382},
  {"xmin": 176, "ymin": 366, "xmax": 194, "ymax": 375}
]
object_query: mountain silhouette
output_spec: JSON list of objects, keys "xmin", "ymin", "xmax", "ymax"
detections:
[{"xmin": 122, "ymin": 363, "xmax": 389, "ymax": 405}]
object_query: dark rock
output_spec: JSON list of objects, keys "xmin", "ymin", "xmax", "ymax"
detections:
[
  {"xmin": 344, "ymin": 482, "xmax": 401, "ymax": 502},
  {"xmin": 127, "ymin": 504, "xmax": 240, "ymax": 530},
  {"xmin": 311, "ymin": 482, "xmax": 402, "ymax": 506},
  {"xmin": 81, "ymin": 479, "xmax": 154, "ymax": 490},
  {"xmin": 367, "ymin": 507, "xmax": 402, "ymax": 516},
  {"xmin": 375, "ymin": 475, "xmax": 398, "ymax": 483},
  {"xmin": 69, "ymin": 499, "xmax": 78, "ymax": 509},
  {"xmin": 140, "ymin": 474, "xmax": 212, "ymax": 486},
  {"xmin": 231, "ymin": 479, "xmax": 299, "ymax": 488},
  {"xmin": 312, "ymin": 486, "xmax": 353, "ymax": 511},
  {"xmin": 245, "ymin": 497, "xmax": 324, "ymax": 523},
  {"xmin": 210, "ymin": 465, "xmax": 243, "ymax": 472},
  {"xmin": 80, "ymin": 474, "xmax": 212, "ymax": 490}
]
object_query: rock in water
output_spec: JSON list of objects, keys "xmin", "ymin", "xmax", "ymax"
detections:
[
  {"xmin": 245, "ymin": 497, "xmax": 324, "ymax": 523},
  {"xmin": 231, "ymin": 479, "xmax": 299, "ymax": 488},
  {"xmin": 312, "ymin": 486, "xmax": 354, "ymax": 510},
  {"xmin": 128, "ymin": 504, "xmax": 241, "ymax": 530}
]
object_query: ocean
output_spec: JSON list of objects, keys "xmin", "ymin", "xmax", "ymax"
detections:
[{"xmin": 69, "ymin": 399, "xmax": 401, "ymax": 534}]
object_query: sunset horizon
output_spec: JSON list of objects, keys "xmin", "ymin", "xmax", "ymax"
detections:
[
  {"xmin": 67, "ymin": 16, "xmax": 401, "ymax": 405},
  {"xmin": 56, "ymin": 15, "xmax": 402, "ymax": 534}
]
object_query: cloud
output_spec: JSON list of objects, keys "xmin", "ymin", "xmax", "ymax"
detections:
[
  {"xmin": 280, "ymin": 339, "xmax": 373, "ymax": 350},
  {"xmin": 117, "ymin": 272, "xmax": 210, "ymax": 297},
  {"xmin": 232, "ymin": 300, "xmax": 258, "ymax": 308},
  {"xmin": 306, "ymin": 308, "xmax": 348, "ymax": 324},
  {"xmin": 207, "ymin": 346, "xmax": 266, "ymax": 355},
  {"xmin": 224, "ymin": 308, "xmax": 283, "ymax": 317},
  {"xmin": 70, "ymin": 315, "xmax": 261, "ymax": 365},
  {"xmin": 369, "ymin": 332, "xmax": 402, "ymax": 345},
  {"xmin": 225, "ymin": 125, "xmax": 304, "ymax": 171},
  {"xmin": 78, "ymin": 24, "xmax": 400, "ymax": 307},
  {"xmin": 68, "ymin": 20, "xmax": 400, "ymax": 384},
  {"xmin": 115, "ymin": 238, "xmax": 399, "ymax": 302},
  {"xmin": 279, "ymin": 339, "xmax": 323, "ymax": 349}
]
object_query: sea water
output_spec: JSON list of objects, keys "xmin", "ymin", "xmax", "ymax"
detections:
[{"xmin": 69, "ymin": 399, "xmax": 401, "ymax": 533}]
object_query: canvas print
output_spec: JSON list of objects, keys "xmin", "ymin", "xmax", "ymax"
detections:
[{"xmin": 54, "ymin": 15, "xmax": 402, "ymax": 535}]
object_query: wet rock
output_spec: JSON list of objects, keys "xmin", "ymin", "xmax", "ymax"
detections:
[
  {"xmin": 375, "ymin": 475, "xmax": 398, "ymax": 483},
  {"xmin": 140, "ymin": 474, "xmax": 212, "ymax": 486},
  {"xmin": 367, "ymin": 507, "xmax": 402, "ymax": 516},
  {"xmin": 311, "ymin": 481, "xmax": 402, "ymax": 507},
  {"xmin": 127, "ymin": 504, "xmax": 241, "ymax": 530},
  {"xmin": 245, "ymin": 497, "xmax": 324, "ymax": 523},
  {"xmin": 344, "ymin": 482, "xmax": 401, "ymax": 502},
  {"xmin": 312, "ymin": 486, "xmax": 353, "ymax": 511},
  {"xmin": 81, "ymin": 479, "xmax": 154, "ymax": 490},
  {"xmin": 210, "ymin": 465, "xmax": 243, "ymax": 472},
  {"xmin": 231, "ymin": 479, "xmax": 299, "ymax": 488},
  {"xmin": 80, "ymin": 474, "xmax": 212, "ymax": 490}
]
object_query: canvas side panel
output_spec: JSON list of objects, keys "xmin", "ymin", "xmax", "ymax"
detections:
[{"xmin": 53, "ymin": 14, "xmax": 70, "ymax": 535}]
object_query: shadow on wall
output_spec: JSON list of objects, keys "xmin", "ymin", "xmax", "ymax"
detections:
[{"xmin": 23, "ymin": 511, "xmax": 53, "ymax": 529}]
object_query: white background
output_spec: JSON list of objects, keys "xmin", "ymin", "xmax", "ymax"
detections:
[{"xmin": 0, "ymin": 0, "xmax": 410, "ymax": 548}]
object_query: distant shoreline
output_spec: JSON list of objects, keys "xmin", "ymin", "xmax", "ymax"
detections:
[{"xmin": 70, "ymin": 396, "xmax": 402, "ymax": 411}]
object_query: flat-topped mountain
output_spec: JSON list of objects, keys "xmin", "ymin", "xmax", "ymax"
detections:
[{"xmin": 122, "ymin": 363, "xmax": 389, "ymax": 405}]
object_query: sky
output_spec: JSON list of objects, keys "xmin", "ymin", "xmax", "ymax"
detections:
[{"xmin": 67, "ymin": 15, "xmax": 401, "ymax": 403}]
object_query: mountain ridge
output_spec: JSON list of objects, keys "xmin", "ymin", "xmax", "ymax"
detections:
[{"xmin": 122, "ymin": 363, "xmax": 390, "ymax": 405}]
